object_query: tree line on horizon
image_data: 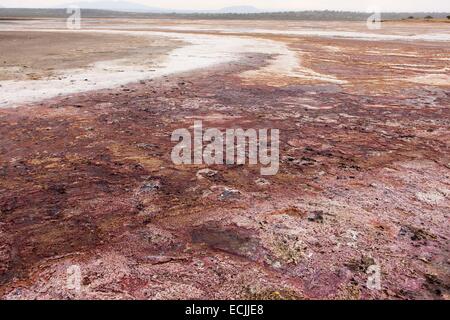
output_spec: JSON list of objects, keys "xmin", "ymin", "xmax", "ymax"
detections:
[{"xmin": 0, "ymin": 8, "xmax": 449, "ymax": 20}]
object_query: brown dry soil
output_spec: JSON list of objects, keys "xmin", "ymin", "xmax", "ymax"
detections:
[
  {"xmin": 0, "ymin": 24, "xmax": 449, "ymax": 300},
  {"xmin": 0, "ymin": 31, "xmax": 180, "ymax": 81}
]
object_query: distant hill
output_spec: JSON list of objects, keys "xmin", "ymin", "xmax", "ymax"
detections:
[
  {"xmin": 56, "ymin": 1, "xmax": 167, "ymax": 12},
  {"xmin": 57, "ymin": 2, "xmax": 266, "ymax": 13}
]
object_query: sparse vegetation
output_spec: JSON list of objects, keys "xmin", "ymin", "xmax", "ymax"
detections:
[{"xmin": 0, "ymin": 8, "xmax": 449, "ymax": 21}]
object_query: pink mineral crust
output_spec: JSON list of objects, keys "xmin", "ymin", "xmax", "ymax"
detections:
[{"xmin": 0, "ymin": 22, "xmax": 449, "ymax": 300}]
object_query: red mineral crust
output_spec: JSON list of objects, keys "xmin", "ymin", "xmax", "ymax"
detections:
[{"xmin": 0, "ymin": 27, "xmax": 449, "ymax": 300}]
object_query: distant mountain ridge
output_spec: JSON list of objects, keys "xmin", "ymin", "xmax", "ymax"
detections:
[
  {"xmin": 57, "ymin": 1, "xmax": 169, "ymax": 12},
  {"xmin": 56, "ymin": 1, "xmax": 266, "ymax": 13}
]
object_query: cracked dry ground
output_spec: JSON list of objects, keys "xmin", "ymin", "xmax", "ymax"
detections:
[{"xmin": 0, "ymin": 43, "xmax": 449, "ymax": 300}]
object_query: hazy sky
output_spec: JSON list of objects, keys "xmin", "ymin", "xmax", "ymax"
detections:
[{"xmin": 1, "ymin": 0, "xmax": 449, "ymax": 12}]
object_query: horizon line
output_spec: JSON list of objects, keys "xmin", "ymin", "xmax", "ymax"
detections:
[{"xmin": 1, "ymin": 7, "xmax": 449, "ymax": 13}]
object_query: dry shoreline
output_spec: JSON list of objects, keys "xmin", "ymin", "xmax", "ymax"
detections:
[{"xmin": 1, "ymin": 19, "xmax": 449, "ymax": 108}]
